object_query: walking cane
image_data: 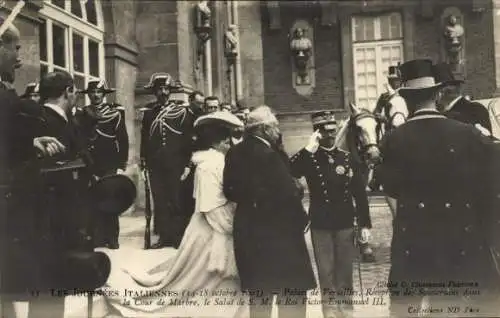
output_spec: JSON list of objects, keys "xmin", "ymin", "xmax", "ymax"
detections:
[{"xmin": 353, "ymin": 217, "xmax": 365, "ymax": 303}]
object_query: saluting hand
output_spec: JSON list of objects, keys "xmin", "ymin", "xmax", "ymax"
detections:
[
  {"xmin": 305, "ymin": 129, "xmax": 322, "ymax": 153},
  {"xmin": 360, "ymin": 228, "xmax": 372, "ymax": 244},
  {"xmin": 33, "ymin": 136, "xmax": 66, "ymax": 157}
]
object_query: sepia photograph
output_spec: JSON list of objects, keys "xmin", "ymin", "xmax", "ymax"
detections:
[{"xmin": 1, "ymin": 0, "xmax": 500, "ymax": 317}]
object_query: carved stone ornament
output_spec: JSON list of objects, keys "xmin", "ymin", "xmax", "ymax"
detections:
[
  {"xmin": 194, "ymin": 1, "xmax": 212, "ymax": 69},
  {"xmin": 441, "ymin": 7, "xmax": 465, "ymax": 76},
  {"xmin": 289, "ymin": 20, "xmax": 315, "ymax": 96},
  {"xmin": 224, "ymin": 24, "xmax": 238, "ymax": 65}
]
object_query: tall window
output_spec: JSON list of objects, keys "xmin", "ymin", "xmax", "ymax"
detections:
[
  {"xmin": 352, "ymin": 13, "xmax": 403, "ymax": 111},
  {"xmin": 39, "ymin": 0, "xmax": 104, "ymax": 105}
]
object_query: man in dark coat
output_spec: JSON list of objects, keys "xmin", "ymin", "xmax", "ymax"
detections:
[
  {"xmin": 75, "ymin": 79, "xmax": 129, "ymax": 249},
  {"xmin": 378, "ymin": 59, "xmax": 500, "ymax": 317},
  {"xmin": 290, "ymin": 111, "xmax": 372, "ymax": 318},
  {"xmin": 223, "ymin": 105, "xmax": 316, "ymax": 318},
  {"xmin": 0, "ymin": 20, "xmax": 67, "ymax": 316},
  {"xmin": 434, "ymin": 62, "xmax": 492, "ymax": 135},
  {"xmin": 140, "ymin": 73, "xmax": 196, "ymax": 248}
]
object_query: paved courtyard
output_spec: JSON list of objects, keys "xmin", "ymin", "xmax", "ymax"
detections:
[{"xmin": 112, "ymin": 196, "xmax": 393, "ymax": 318}]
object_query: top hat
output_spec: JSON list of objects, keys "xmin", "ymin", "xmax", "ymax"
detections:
[
  {"xmin": 77, "ymin": 79, "xmax": 115, "ymax": 94},
  {"xmin": 88, "ymin": 174, "xmax": 136, "ymax": 216},
  {"xmin": 387, "ymin": 65, "xmax": 400, "ymax": 79},
  {"xmin": 194, "ymin": 110, "xmax": 244, "ymax": 129},
  {"xmin": 433, "ymin": 62, "xmax": 464, "ymax": 87},
  {"xmin": 20, "ymin": 82, "xmax": 39, "ymax": 98},
  {"xmin": 144, "ymin": 73, "xmax": 174, "ymax": 91},
  {"xmin": 311, "ymin": 110, "xmax": 337, "ymax": 130},
  {"xmin": 398, "ymin": 59, "xmax": 444, "ymax": 94}
]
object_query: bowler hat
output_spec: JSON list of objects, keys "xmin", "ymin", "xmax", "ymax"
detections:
[
  {"xmin": 433, "ymin": 62, "xmax": 464, "ymax": 87},
  {"xmin": 311, "ymin": 110, "xmax": 337, "ymax": 131},
  {"xmin": 398, "ymin": 59, "xmax": 444, "ymax": 94},
  {"xmin": 20, "ymin": 82, "xmax": 39, "ymax": 98},
  {"xmin": 144, "ymin": 73, "xmax": 173, "ymax": 91},
  {"xmin": 61, "ymin": 251, "xmax": 111, "ymax": 290},
  {"xmin": 89, "ymin": 174, "xmax": 136, "ymax": 216},
  {"xmin": 78, "ymin": 79, "xmax": 115, "ymax": 94}
]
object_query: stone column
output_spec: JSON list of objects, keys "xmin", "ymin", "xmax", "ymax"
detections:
[
  {"xmin": 237, "ymin": 1, "xmax": 265, "ymax": 107},
  {"xmin": 493, "ymin": 0, "xmax": 500, "ymax": 95}
]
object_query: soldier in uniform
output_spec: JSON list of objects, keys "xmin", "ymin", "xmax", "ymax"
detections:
[
  {"xmin": 374, "ymin": 65, "xmax": 408, "ymax": 128},
  {"xmin": 378, "ymin": 59, "xmax": 500, "ymax": 317},
  {"xmin": 140, "ymin": 73, "xmax": 196, "ymax": 248},
  {"xmin": 75, "ymin": 79, "xmax": 129, "ymax": 249},
  {"xmin": 434, "ymin": 62, "xmax": 492, "ymax": 135},
  {"xmin": 290, "ymin": 111, "xmax": 372, "ymax": 318}
]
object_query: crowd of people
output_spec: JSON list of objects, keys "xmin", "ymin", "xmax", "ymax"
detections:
[{"xmin": 2, "ymin": 11, "xmax": 500, "ymax": 318}]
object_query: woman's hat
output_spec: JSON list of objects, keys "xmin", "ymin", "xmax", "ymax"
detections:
[
  {"xmin": 433, "ymin": 62, "xmax": 464, "ymax": 87},
  {"xmin": 144, "ymin": 73, "xmax": 173, "ymax": 90},
  {"xmin": 398, "ymin": 59, "xmax": 444, "ymax": 94},
  {"xmin": 194, "ymin": 110, "xmax": 244, "ymax": 129},
  {"xmin": 78, "ymin": 79, "xmax": 115, "ymax": 94},
  {"xmin": 20, "ymin": 82, "xmax": 39, "ymax": 98},
  {"xmin": 311, "ymin": 110, "xmax": 337, "ymax": 131},
  {"xmin": 88, "ymin": 174, "xmax": 137, "ymax": 216}
]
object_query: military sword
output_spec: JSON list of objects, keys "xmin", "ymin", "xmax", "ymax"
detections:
[
  {"xmin": 353, "ymin": 216, "xmax": 365, "ymax": 303},
  {"xmin": 143, "ymin": 167, "xmax": 152, "ymax": 249}
]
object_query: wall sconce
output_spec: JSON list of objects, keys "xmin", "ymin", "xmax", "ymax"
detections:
[
  {"xmin": 194, "ymin": 1, "xmax": 212, "ymax": 64},
  {"xmin": 290, "ymin": 27, "xmax": 312, "ymax": 85}
]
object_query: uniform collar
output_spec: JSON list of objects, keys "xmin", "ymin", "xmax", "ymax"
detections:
[
  {"xmin": 447, "ymin": 95, "xmax": 463, "ymax": 110},
  {"xmin": 254, "ymin": 135, "xmax": 271, "ymax": 147},
  {"xmin": 408, "ymin": 108, "xmax": 445, "ymax": 121}
]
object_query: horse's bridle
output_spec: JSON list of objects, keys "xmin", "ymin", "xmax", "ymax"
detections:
[{"xmin": 350, "ymin": 111, "xmax": 380, "ymax": 167}]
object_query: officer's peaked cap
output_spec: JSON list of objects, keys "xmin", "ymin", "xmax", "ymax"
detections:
[{"xmin": 311, "ymin": 110, "xmax": 337, "ymax": 130}]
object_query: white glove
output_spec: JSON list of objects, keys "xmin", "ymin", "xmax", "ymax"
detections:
[
  {"xmin": 360, "ymin": 228, "xmax": 372, "ymax": 244},
  {"xmin": 305, "ymin": 130, "xmax": 322, "ymax": 153},
  {"xmin": 180, "ymin": 166, "xmax": 191, "ymax": 181},
  {"xmin": 116, "ymin": 168, "xmax": 125, "ymax": 175},
  {"xmin": 475, "ymin": 123, "xmax": 491, "ymax": 137},
  {"xmin": 33, "ymin": 136, "xmax": 66, "ymax": 157}
]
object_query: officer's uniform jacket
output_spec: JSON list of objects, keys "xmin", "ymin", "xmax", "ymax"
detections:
[
  {"xmin": 140, "ymin": 100, "xmax": 195, "ymax": 171},
  {"xmin": 378, "ymin": 109, "xmax": 499, "ymax": 287},
  {"xmin": 75, "ymin": 102, "xmax": 128, "ymax": 177},
  {"xmin": 290, "ymin": 147, "xmax": 371, "ymax": 231}
]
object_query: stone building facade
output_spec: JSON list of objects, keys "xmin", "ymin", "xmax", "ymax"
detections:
[{"xmin": 4, "ymin": 0, "xmax": 500, "ymax": 210}]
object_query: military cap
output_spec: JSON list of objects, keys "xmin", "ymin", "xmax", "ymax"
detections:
[
  {"xmin": 311, "ymin": 110, "xmax": 337, "ymax": 131},
  {"xmin": 78, "ymin": 79, "xmax": 115, "ymax": 94},
  {"xmin": 20, "ymin": 82, "xmax": 39, "ymax": 98},
  {"xmin": 144, "ymin": 72, "xmax": 173, "ymax": 91},
  {"xmin": 88, "ymin": 174, "xmax": 136, "ymax": 217}
]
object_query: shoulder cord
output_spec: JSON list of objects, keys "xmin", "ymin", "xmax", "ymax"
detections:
[
  {"xmin": 149, "ymin": 103, "xmax": 188, "ymax": 138},
  {"xmin": 93, "ymin": 104, "xmax": 121, "ymax": 139}
]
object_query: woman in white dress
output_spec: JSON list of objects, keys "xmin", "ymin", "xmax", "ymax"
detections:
[{"xmin": 90, "ymin": 111, "xmax": 247, "ymax": 318}]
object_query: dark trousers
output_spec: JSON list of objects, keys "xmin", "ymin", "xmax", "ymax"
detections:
[
  {"xmin": 94, "ymin": 214, "xmax": 119, "ymax": 246},
  {"xmin": 149, "ymin": 164, "xmax": 183, "ymax": 246},
  {"xmin": 311, "ymin": 228, "xmax": 356, "ymax": 318},
  {"xmin": 249, "ymin": 289, "xmax": 307, "ymax": 318}
]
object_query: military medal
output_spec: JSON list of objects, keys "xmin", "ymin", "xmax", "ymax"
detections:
[
  {"xmin": 328, "ymin": 157, "xmax": 334, "ymax": 164},
  {"xmin": 336, "ymin": 165, "xmax": 346, "ymax": 175},
  {"xmin": 348, "ymin": 168, "xmax": 353, "ymax": 178}
]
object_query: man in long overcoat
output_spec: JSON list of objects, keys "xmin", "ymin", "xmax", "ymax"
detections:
[
  {"xmin": 223, "ymin": 105, "xmax": 316, "ymax": 318},
  {"xmin": 378, "ymin": 59, "xmax": 500, "ymax": 317}
]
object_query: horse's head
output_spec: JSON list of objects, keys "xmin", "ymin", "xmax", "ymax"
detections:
[{"xmin": 348, "ymin": 102, "xmax": 381, "ymax": 168}]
